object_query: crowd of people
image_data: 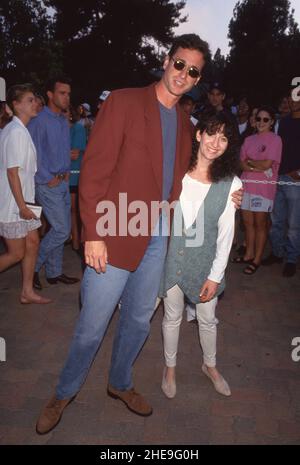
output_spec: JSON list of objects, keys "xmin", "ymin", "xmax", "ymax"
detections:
[
  {"xmin": 0, "ymin": 86, "xmax": 111, "ymax": 300},
  {"xmin": 0, "ymin": 33, "xmax": 299, "ymax": 435},
  {"xmin": 179, "ymin": 82, "xmax": 300, "ymax": 277}
]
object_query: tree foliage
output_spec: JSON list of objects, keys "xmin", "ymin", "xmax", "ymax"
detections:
[
  {"xmin": 225, "ymin": 0, "xmax": 300, "ymax": 105},
  {"xmin": 0, "ymin": 0, "xmax": 63, "ymax": 87},
  {"xmin": 1, "ymin": 0, "xmax": 187, "ymax": 102},
  {"xmin": 45, "ymin": 0, "xmax": 186, "ymax": 101}
]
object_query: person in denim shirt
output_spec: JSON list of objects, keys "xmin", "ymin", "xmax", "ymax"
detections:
[{"xmin": 28, "ymin": 76, "xmax": 79, "ymax": 289}]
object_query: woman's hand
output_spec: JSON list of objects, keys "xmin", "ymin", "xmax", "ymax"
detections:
[
  {"xmin": 199, "ymin": 279, "xmax": 219, "ymax": 303},
  {"xmin": 231, "ymin": 188, "xmax": 244, "ymax": 209},
  {"xmin": 19, "ymin": 206, "xmax": 37, "ymax": 220}
]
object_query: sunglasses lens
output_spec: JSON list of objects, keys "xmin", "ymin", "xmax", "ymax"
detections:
[
  {"xmin": 256, "ymin": 117, "xmax": 270, "ymax": 123},
  {"xmin": 172, "ymin": 59, "xmax": 200, "ymax": 78},
  {"xmin": 188, "ymin": 68, "xmax": 200, "ymax": 79},
  {"xmin": 173, "ymin": 60, "xmax": 185, "ymax": 71}
]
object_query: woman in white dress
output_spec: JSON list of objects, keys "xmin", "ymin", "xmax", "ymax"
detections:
[
  {"xmin": 160, "ymin": 110, "xmax": 242, "ymax": 398},
  {"xmin": 0, "ymin": 84, "xmax": 51, "ymax": 304}
]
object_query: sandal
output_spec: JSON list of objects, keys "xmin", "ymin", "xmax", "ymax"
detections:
[
  {"xmin": 243, "ymin": 262, "xmax": 259, "ymax": 275},
  {"xmin": 231, "ymin": 256, "xmax": 254, "ymax": 264}
]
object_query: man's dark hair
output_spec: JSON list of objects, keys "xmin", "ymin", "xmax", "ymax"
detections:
[
  {"xmin": 189, "ymin": 109, "xmax": 239, "ymax": 182},
  {"xmin": 179, "ymin": 94, "xmax": 196, "ymax": 106},
  {"xmin": 168, "ymin": 34, "xmax": 210, "ymax": 62},
  {"xmin": 45, "ymin": 75, "xmax": 71, "ymax": 93}
]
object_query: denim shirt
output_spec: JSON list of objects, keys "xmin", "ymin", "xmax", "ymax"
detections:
[{"xmin": 28, "ymin": 106, "xmax": 71, "ymax": 184}]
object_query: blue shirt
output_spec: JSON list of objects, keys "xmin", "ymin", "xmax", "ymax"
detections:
[
  {"xmin": 159, "ymin": 103, "xmax": 177, "ymax": 201},
  {"xmin": 28, "ymin": 106, "xmax": 71, "ymax": 184},
  {"xmin": 69, "ymin": 122, "xmax": 87, "ymax": 187}
]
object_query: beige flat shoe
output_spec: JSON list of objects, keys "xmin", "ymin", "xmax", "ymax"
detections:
[
  {"xmin": 161, "ymin": 367, "xmax": 176, "ymax": 399},
  {"xmin": 202, "ymin": 364, "xmax": 231, "ymax": 396}
]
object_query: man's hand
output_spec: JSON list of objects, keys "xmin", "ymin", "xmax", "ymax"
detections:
[
  {"xmin": 231, "ymin": 188, "xmax": 244, "ymax": 209},
  {"xmin": 47, "ymin": 177, "xmax": 61, "ymax": 188},
  {"xmin": 84, "ymin": 240, "xmax": 108, "ymax": 273},
  {"xmin": 288, "ymin": 171, "xmax": 300, "ymax": 181},
  {"xmin": 199, "ymin": 279, "xmax": 219, "ymax": 303},
  {"xmin": 70, "ymin": 149, "xmax": 80, "ymax": 161},
  {"xmin": 19, "ymin": 206, "xmax": 37, "ymax": 220}
]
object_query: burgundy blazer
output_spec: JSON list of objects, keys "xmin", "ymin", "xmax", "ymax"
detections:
[{"xmin": 79, "ymin": 83, "xmax": 192, "ymax": 271}]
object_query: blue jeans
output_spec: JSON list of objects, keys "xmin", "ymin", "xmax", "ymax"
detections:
[
  {"xmin": 56, "ymin": 216, "xmax": 168, "ymax": 398},
  {"xmin": 270, "ymin": 175, "xmax": 300, "ymax": 263},
  {"xmin": 35, "ymin": 181, "xmax": 71, "ymax": 278}
]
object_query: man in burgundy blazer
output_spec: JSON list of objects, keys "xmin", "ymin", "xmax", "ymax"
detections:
[{"xmin": 36, "ymin": 34, "xmax": 212, "ymax": 434}]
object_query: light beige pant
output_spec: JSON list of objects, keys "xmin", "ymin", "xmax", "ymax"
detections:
[{"xmin": 162, "ymin": 284, "xmax": 219, "ymax": 368}]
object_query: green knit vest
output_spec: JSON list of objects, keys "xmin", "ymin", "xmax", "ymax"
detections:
[{"xmin": 160, "ymin": 178, "xmax": 233, "ymax": 304}]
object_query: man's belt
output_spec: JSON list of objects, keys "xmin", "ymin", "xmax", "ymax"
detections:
[{"xmin": 55, "ymin": 173, "xmax": 68, "ymax": 180}]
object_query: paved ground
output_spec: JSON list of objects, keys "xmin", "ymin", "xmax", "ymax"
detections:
[{"xmin": 0, "ymin": 244, "xmax": 300, "ymax": 445}]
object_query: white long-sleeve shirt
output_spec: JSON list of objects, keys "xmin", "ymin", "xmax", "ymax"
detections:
[{"xmin": 179, "ymin": 174, "xmax": 243, "ymax": 283}]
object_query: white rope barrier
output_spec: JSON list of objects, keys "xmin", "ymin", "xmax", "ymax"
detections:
[
  {"xmin": 70, "ymin": 171, "xmax": 300, "ymax": 186},
  {"xmin": 241, "ymin": 179, "xmax": 300, "ymax": 186}
]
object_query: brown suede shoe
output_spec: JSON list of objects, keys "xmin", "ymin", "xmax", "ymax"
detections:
[
  {"xmin": 36, "ymin": 395, "xmax": 74, "ymax": 435},
  {"xmin": 107, "ymin": 385, "xmax": 153, "ymax": 417}
]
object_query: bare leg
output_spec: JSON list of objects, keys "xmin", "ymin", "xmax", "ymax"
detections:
[
  {"xmin": 0, "ymin": 237, "xmax": 25, "ymax": 272},
  {"xmin": 20, "ymin": 230, "xmax": 51, "ymax": 304},
  {"xmin": 241, "ymin": 210, "xmax": 255, "ymax": 260},
  {"xmin": 205, "ymin": 366, "xmax": 223, "ymax": 381},
  {"xmin": 164, "ymin": 366, "xmax": 176, "ymax": 383},
  {"xmin": 253, "ymin": 212, "xmax": 269, "ymax": 265}
]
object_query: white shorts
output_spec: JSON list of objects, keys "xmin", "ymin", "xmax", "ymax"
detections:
[
  {"xmin": 241, "ymin": 192, "xmax": 273, "ymax": 213},
  {"xmin": 0, "ymin": 219, "xmax": 41, "ymax": 239}
]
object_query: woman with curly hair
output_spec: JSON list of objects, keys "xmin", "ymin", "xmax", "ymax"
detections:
[{"xmin": 159, "ymin": 110, "xmax": 242, "ymax": 398}]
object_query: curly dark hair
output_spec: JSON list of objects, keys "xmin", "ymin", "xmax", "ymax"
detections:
[{"xmin": 189, "ymin": 110, "xmax": 240, "ymax": 182}]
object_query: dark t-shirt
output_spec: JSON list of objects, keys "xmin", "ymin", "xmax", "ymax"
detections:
[
  {"xmin": 159, "ymin": 103, "xmax": 177, "ymax": 201},
  {"xmin": 278, "ymin": 115, "xmax": 300, "ymax": 175}
]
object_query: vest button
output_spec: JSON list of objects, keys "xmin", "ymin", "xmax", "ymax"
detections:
[
  {"xmin": 178, "ymin": 250, "xmax": 184, "ymax": 256},
  {"xmin": 177, "ymin": 270, "xmax": 182, "ymax": 276}
]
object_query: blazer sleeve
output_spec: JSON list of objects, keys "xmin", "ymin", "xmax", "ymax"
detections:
[{"xmin": 79, "ymin": 91, "xmax": 126, "ymax": 241}]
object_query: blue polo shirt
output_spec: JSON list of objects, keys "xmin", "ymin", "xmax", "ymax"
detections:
[
  {"xmin": 69, "ymin": 122, "xmax": 87, "ymax": 187},
  {"xmin": 28, "ymin": 106, "xmax": 71, "ymax": 184}
]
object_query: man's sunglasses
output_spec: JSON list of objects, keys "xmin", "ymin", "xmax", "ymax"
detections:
[
  {"xmin": 256, "ymin": 116, "xmax": 271, "ymax": 123},
  {"xmin": 171, "ymin": 58, "xmax": 201, "ymax": 79}
]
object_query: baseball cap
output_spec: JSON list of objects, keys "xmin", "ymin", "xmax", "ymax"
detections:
[
  {"xmin": 209, "ymin": 82, "xmax": 226, "ymax": 94},
  {"xmin": 81, "ymin": 103, "xmax": 91, "ymax": 115},
  {"xmin": 99, "ymin": 90, "xmax": 111, "ymax": 101}
]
